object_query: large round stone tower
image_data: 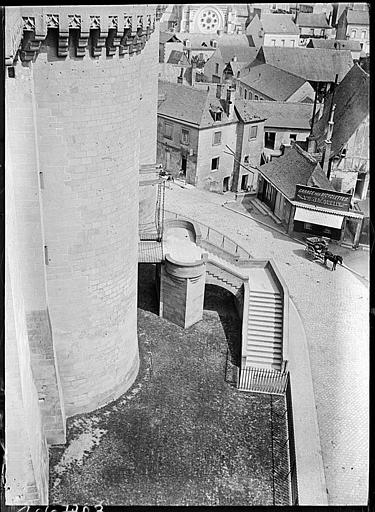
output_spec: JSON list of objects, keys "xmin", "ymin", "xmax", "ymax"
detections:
[{"xmin": 5, "ymin": 5, "xmax": 162, "ymax": 504}]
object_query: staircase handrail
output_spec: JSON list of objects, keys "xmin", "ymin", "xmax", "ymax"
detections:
[
  {"xmin": 164, "ymin": 209, "xmax": 252, "ymax": 261},
  {"xmin": 164, "ymin": 210, "xmax": 289, "ymax": 368}
]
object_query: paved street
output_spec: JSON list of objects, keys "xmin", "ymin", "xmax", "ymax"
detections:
[{"xmin": 164, "ymin": 183, "xmax": 369, "ymax": 505}]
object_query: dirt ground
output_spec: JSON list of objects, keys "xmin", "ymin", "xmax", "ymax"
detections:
[{"xmin": 49, "ymin": 264, "xmax": 290, "ymax": 506}]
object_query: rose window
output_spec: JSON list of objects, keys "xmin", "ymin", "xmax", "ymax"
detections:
[{"xmin": 198, "ymin": 8, "xmax": 220, "ymax": 32}]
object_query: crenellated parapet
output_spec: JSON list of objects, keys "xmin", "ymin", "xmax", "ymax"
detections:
[{"xmin": 5, "ymin": 5, "xmax": 166, "ymax": 65}]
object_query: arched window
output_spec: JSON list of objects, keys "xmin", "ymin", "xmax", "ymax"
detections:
[{"xmin": 351, "ymin": 29, "xmax": 357, "ymax": 38}]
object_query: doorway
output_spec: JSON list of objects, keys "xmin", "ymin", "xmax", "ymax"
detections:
[
  {"xmin": 223, "ymin": 176, "xmax": 230, "ymax": 192},
  {"xmin": 241, "ymin": 174, "xmax": 249, "ymax": 191},
  {"xmin": 265, "ymin": 132, "xmax": 276, "ymax": 150},
  {"xmin": 181, "ymin": 156, "xmax": 187, "ymax": 177}
]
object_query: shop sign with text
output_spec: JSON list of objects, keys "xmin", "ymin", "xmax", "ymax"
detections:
[{"xmin": 295, "ymin": 185, "xmax": 351, "ymax": 211}]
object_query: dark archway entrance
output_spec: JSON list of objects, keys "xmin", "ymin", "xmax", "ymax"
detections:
[{"xmin": 203, "ymin": 283, "xmax": 242, "ymax": 372}]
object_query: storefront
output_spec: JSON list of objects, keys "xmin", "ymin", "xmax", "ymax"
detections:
[
  {"xmin": 257, "ymin": 144, "xmax": 365, "ymax": 247},
  {"xmin": 291, "ymin": 185, "xmax": 352, "ymax": 241},
  {"xmin": 258, "ymin": 176, "xmax": 365, "ymax": 246}
]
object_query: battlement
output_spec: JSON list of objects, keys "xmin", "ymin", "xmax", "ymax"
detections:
[{"xmin": 5, "ymin": 5, "xmax": 166, "ymax": 65}]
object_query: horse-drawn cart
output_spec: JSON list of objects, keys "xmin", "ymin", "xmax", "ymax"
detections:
[
  {"xmin": 304, "ymin": 236, "xmax": 343, "ymax": 270},
  {"xmin": 305, "ymin": 236, "xmax": 330, "ymax": 262}
]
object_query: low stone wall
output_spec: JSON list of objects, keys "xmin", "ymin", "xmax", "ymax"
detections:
[{"xmin": 287, "ymin": 299, "xmax": 328, "ymax": 505}]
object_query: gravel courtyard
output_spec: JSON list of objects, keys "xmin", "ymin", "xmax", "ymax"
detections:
[{"xmin": 49, "ymin": 264, "xmax": 290, "ymax": 506}]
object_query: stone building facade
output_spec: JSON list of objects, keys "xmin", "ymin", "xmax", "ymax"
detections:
[
  {"xmin": 157, "ymin": 81, "xmax": 265, "ymax": 194},
  {"xmin": 5, "ymin": 5, "xmax": 161, "ymax": 504}
]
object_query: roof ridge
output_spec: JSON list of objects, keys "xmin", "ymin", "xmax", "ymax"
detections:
[
  {"xmin": 264, "ymin": 63, "xmax": 305, "ymax": 81},
  {"xmin": 293, "ymin": 142, "xmax": 318, "ymax": 164},
  {"xmin": 244, "ymin": 99, "xmax": 312, "ymax": 106}
]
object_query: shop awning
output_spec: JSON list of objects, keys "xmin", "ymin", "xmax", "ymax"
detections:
[{"xmin": 294, "ymin": 207, "xmax": 344, "ymax": 229}]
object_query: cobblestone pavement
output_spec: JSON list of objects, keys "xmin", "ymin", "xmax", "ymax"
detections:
[
  {"xmin": 164, "ymin": 184, "xmax": 369, "ymax": 505},
  {"xmin": 225, "ymin": 196, "xmax": 369, "ymax": 283},
  {"xmin": 49, "ymin": 270, "xmax": 290, "ymax": 506}
]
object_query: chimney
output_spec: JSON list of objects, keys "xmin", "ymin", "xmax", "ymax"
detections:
[
  {"xmin": 232, "ymin": 55, "xmax": 237, "ymax": 62},
  {"xmin": 318, "ymin": 97, "xmax": 325, "ymax": 120},
  {"xmin": 322, "ymin": 103, "xmax": 336, "ymax": 178},
  {"xmin": 307, "ymin": 135, "xmax": 317, "ymax": 153},
  {"xmin": 226, "ymin": 86, "xmax": 235, "ymax": 117}
]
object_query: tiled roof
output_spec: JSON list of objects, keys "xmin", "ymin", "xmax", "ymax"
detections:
[
  {"xmin": 295, "ymin": 12, "xmax": 331, "ymax": 28},
  {"xmin": 239, "ymin": 100, "xmax": 314, "ymax": 129},
  {"xmin": 158, "ymin": 80, "xmax": 236, "ymax": 128},
  {"xmin": 239, "ymin": 63, "xmax": 306, "ymax": 101},
  {"xmin": 218, "ymin": 45, "xmax": 258, "ymax": 64},
  {"xmin": 257, "ymin": 46, "xmax": 354, "ymax": 83},
  {"xmin": 159, "ymin": 31, "xmax": 182, "ymax": 44},
  {"xmin": 307, "ymin": 38, "xmax": 362, "ymax": 52},
  {"xmin": 259, "ymin": 144, "xmax": 335, "ymax": 199},
  {"xmin": 346, "ymin": 9, "xmax": 369, "ymax": 26},
  {"xmin": 173, "ymin": 33, "xmax": 250, "ymax": 50},
  {"xmin": 216, "ymin": 34, "xmax": 251, "ymax": 47},
  {"xmin": 173, "ymin": 33, "xmax": 216, "ymax": 49},
  {"xmin": 312, "ymin": 63, "xmax": 369, "ymax": 157},
  {"xmin": 260, "ymin": 13, "xmax": 300, "ymax": 35},
  {"xmin": 234, "ymin": 100, "xmax": 267, "ymax": 123},
  {"xmin": 225, "ymin": 61, "xmax": 249, "ymax": 77},
  {"xmin": 167, "ymin": 50, "xmax": 189, "ymax": 66}
]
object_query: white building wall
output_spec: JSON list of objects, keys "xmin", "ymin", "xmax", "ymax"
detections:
[
  {"xmin": 196, "ymin": 122, "xmax": 237, "ymax": 192},
  {"xmin": 263, "ymin": 33, "xmax": 299, "ymax": 47},
  {"xmin": 347, "ymin": 23, "xmax": 370, "ymax": 54}
]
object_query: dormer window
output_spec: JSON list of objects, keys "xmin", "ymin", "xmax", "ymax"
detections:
[{"xmin": 210, "ymin": 105, "xmax": 223, "ymax": 122}]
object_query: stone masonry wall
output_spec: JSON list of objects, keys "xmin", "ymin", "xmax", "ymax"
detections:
[
  {"xmin": 6, "ymin": 62, "xmax": 66, "ymax": 445},
  {"xmin": 196, "ymin": 123, "xmax": 237, "ymax": 192},
  {"xmin": 138, "ymin": 28, "xmax": 160, "ymax": 230},
  {"xmin": 5, "ymin": 166, "xmax": 49, "ymax": 504},
  {"xmin": 31, "ymin": 33, "xmax": 152, "ymax": 415},
  {"xmin": 160, "ymin": 268, "xmax": 187, "ymax": 327}
]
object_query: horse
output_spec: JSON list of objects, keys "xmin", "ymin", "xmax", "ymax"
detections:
[{"xmin": 324, "ymin": 251, "xmax": 343, "ymax": 271}]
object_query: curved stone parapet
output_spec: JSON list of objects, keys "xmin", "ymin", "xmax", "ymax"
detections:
[
  {"xmin": 160, "ymin": 253, "xmax": 207, "ymax": 329},
  {"xmin": 165, "ymin": 253, "xmax": 207, "ymax": 280}
]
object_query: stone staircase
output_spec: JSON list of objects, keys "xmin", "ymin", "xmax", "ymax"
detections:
[
  {"xmin": 205, "ymin": 253, "xmax": 248, "ymax": 296},
  {"xmin": 246, "ymin": 289, "xmax": 283, "ymax": 371},
  {"xmin": 138, "ymin": 221, "xmax": 287, "ymax": 379}
]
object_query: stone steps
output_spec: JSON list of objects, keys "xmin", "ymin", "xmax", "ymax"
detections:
[{"xmin": 246, "ymin": 289, "xmax": 283, "ymax": 371}]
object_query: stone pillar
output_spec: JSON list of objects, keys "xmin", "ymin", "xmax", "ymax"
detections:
[
  {"xmin": 287, "ymin": 204, "xmax": 296, "ymax": 235},
  {"xmin": 160, "ymin": 254, "xmax": 207, "ymax": 329},
  {"xmin": 353, "ymin": 217, "xmax": 364, "ymax": 248},
  {"xmin": 339, "ymin": 216, "xmax": 347, "ymax": 242}
]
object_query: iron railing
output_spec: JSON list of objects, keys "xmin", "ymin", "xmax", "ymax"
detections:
[
  {"xmin": 270, "ymin": 393, "xmax": 292, "ymax": 505},
  {"xmin": 285, "ymin": 376, "xmax": 299, "ymax": 505},
  {"xmin": 237, "ymin": 367, "xmax": 288, "ymax": 395},
  {"xmin": 164, "ymin": 210, "xmax": 252, "ymax": 262}
]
